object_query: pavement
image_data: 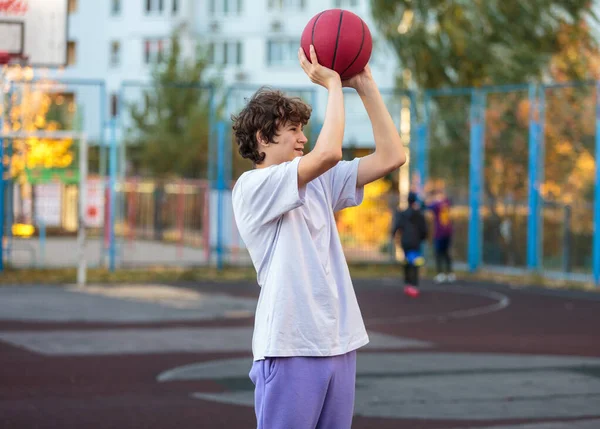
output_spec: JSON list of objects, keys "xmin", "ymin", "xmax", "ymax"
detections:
[
  {"xmin": 0, "ymin": 277, "xmax": 599, "ymax": 428},
  {"xmin": 7, "ymin": 238, "xmax": 213, "ymax": 268}
]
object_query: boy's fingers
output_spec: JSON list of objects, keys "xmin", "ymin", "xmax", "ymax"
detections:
[
  {"xmin": 309, "ymin": 44, "xmax": 319, "ymax": 65},
  {"xmin": 298, "ymin": 49, "xmax": 309, "ymax": 70},
  {"xmin": 298, "ymin": 47, "xmax": 307, "ymax": 61},
  {"xmin": 299, "ymin": 48, "xmax": 312, "ymax": 69}
]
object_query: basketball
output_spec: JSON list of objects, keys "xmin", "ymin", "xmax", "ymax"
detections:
[{"xmin": 301, "ymin": 9, "xmax": 372, "ymax": 80}]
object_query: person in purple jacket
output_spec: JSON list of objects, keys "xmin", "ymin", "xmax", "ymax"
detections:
[{"xmin": 426, "ymin": 186, "xmax": 456, "ymax": 283}]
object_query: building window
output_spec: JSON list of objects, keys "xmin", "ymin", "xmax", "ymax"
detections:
[
  {"xmin": 236, "ymin": 41, "xmax": 243, "ymax": 65},
  {"xmin": 67, "ymin": 41, "xmax": 76, "ymax": 66},
  {"xmin": 207, "ymin": 41, "xmax": 242, "ymax": 66},
  {"xmin": 109, "ymin": 41, "xmax": 120, "ymax": 67},
  {"xmin": 209, "ymin": 0, "xmax": 242, "ymax": 16},
  {"xmin": 111, "ymin": 94, "xmax": 119, "ymax": 118},
  {"xmin": 68, "ymin": 0, "xmax": 78, "ymax": 13},
  {"xmin": 172, "ymin": 0, "xmax": 178, "ymax": 14},
  {"xmin": 145, "ymin": 0, "xmax": 164, "ymax": 14},
  {"xmin": 334, "ymin": 0, "xmax": 358, "ymax": 7},
  {"xmin": 268, "ymin": 0, "xmax": 305, "ymax": 10},
  {"xmin": 144, "ymin": 39, "xmax": 167, "ymax": 64},
  {"xmin": 267, "ymin": 40, "xmax": 298, "ymax": 66},
  {"xmin": 111, "ymin": 0, "xmax": 121, "ymax": 15}
]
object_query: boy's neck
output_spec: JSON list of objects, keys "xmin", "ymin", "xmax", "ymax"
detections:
[{"xmin": 256, "ymin": 158, "xmax": 283, "ymax": 169}]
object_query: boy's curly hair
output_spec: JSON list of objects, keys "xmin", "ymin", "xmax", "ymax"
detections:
[{"xmin": 231, "ymin": 87, "xmax": 312, "ymax": 164}]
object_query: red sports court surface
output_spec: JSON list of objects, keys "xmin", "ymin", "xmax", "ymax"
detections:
[{"xmin": 0, "ymin": 278, "xmax": 599, "ymax": 429}]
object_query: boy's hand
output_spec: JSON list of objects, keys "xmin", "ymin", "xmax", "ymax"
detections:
[
  {"xmin": 342, "ymin": 64, "xmax": 375, "ymax": 96},
  {"xmin": 299, "ymin": 45, "xmax": 341, "ymax": 90}
]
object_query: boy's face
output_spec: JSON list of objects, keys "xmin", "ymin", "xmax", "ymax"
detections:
[{"xmin": 259, "ymin": 122, "xmax": 308, "ymax": 166}]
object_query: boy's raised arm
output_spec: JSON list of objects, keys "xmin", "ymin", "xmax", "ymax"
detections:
[
  {"xmin": 297, "ymin": 45, "xmax": 344, "ymax": 188},
  {"xmin": 346, "ymin": 66, "xmax": 406, "ymax": 187}
]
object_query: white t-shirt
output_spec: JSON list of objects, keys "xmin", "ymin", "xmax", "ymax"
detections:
[{"xmin": 232, "ymin": 157, "xmax": 369, "ymax": 361}]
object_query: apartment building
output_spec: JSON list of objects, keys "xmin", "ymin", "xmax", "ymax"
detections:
[{"xmin": 50, "ymin": 0, "xmax": 401, "ymax": 146}]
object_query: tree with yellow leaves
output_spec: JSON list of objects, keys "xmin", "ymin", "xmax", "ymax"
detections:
[
  {"xmin": 2, "ymin": 77, "xmax": 75, "ymax": 183},
  {"xmin": 464, "ymin": 20, "xmax": 597, "ymax": 269},
  {"xmin": 336, "ymin": 178, "xmax": 393, "ymax": 259}
]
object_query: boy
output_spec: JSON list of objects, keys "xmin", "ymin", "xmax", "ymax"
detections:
[
  {"xmin": 391, "ymin": 191, "xmax": 428, "ymax": 297},
  {"xmin": 231, "ymin": 45, "xmax": 406, "ymax": 429},
  {"xmin": 426, "ymin": 186, "xmax": 455, "ymax": 283}
]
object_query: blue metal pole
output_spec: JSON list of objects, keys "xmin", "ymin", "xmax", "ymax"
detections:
[
  {"xmin": 204, "ymin": 84, "xmax": 216, "ymax": 266},
  {"xmin": 0, "ymin": 79, "xmax": 11, "ymax": 272},
  {"xmin": 593, "ymin": 81, "xmax": 600, "ymax": 286},
  {"xmin": 5, "ymin": 86, "xmax": 13, "ymax": 262},
  {"xmin": 408, "ymin": 91, "xmax": 417, "ymax": 177},
  {"xmin": 20, "ymin": 77, "xmax": 106, "ymax": 86},
  {"xmin": 527, "ymin": 84, "xmax": 540, "ymax": 271},
  {"xmin": 109, "ymin": 117, "xmax": 117, "ymax": 271},
  {"xmin": 117, "ymin": 85, "xmax": 126, "ymax": 262},
  {"xmin": 38, "ymin": 218, "xmax": 45, "ymax": 267},
  {"xmin": 216, "ymin": 120, "xmax": 226, "ymax": 271},
  {"xmin": 425, "ymin": 88, "xmax": 472, "ymax": 97},
  {"xmin": 542, "ymin": 80, "xmax": 596, "ymax": 90},
  {"xmin": 468, "ymin": 90, "xmax": 483, "ymax": 272},
  {"xmin": 537, "ymin": 88, "xmax": 546, "ymax": 271},
  {"xmin": 99, "ymin": 82, "xmax": 107, "ymax": 266},
  {"xmin": 479, "ymin": 91, "xmax": 487, "ymax": 268},
  {"xmin": 481, "ymin": 83, "xmax": 530, "ymax": 94},
  {"xmin": 416, "ymin": 94, "xmax": 430, "ymax": 184},
  {"xmin": 416, "ymin": 124, "xmax": 427, "ymax": 184},
  {"xmin": 225, "ymin": 122, "xmax": 232, "ymax": 189},
  {"xmin": 222, "ymin": 86, "xmax": 232, "ymax": 185},
  {"xmin": 209, "ymin": 85, "xmax": 218, "ymax": 184}
]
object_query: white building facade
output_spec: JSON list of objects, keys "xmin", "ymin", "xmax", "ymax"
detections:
[{"xmin": 46, "ymin": 0, "xmax": 401, "ymax": 147}]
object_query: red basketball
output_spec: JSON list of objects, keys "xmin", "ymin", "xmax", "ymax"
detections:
[{"xmin": 301, "ymin": 9, "xmax": 372, "ymax": 80}]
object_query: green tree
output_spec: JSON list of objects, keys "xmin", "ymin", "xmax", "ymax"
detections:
[
  {"xmin": 370, "ymin": 0, "xmax": 597, "ymax": 89},
  {"xmin": 371, "ymin": 1, "xmax": 598, "ymax": 267},
  {"xmin": 126, "ymin": 29, "xmax": 216, "ymax": 178},
  {"xmin": 476, "ymin": 20, "xmax": 599, "ymax": 268}
]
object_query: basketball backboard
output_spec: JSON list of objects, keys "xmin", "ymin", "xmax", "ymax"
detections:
[{"xmin": 0, "ymin": 0, "xmax": 68, "ymax": 67}]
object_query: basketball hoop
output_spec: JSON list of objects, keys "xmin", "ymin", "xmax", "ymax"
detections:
[
  {"xmin": 0, "ymin": 0, "xmax": 29, "ymax": 14},
  {"xmin": 0, "ymin": 0, "xmax": 66, "ymax": 67},
  {"xmin": 0, "ymin": 51, "xmax": 28, "ymax": 67},
  {"xmin": 0, "ymin": 51, "xmax": 9, "ymax": 65},
  {"xmin": 0, "ymin": 50, "xmax": 30, "ymax": 90}
]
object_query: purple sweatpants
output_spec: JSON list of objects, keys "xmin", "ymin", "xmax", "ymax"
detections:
[{"xmin": 249, "ymin": 351, "xmax": 357, "ymax": 429}]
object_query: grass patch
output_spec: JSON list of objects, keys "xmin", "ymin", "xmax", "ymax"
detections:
[
  {"xmin": 0, "ymin": 263, "xmax": 596, "ymax": 292},
  {"xmin": 467, "ymin": 270, "xmax": 598, "ymax": 292},
  {"xmin": 1, "ymin": 263, "xmax": 407, "ymax": 286},
  {"xmin": 0, "ymin": 266, "xmax": 257, "ymax": 285}
]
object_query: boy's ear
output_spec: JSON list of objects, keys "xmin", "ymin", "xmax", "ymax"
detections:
[{"xmin": 256, "ymin": 131, "xmax": 269, "ymax": 147}]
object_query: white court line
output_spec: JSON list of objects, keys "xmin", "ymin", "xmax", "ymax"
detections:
[
  {"xmin": 454, "ymin": 419, "xmax": 600, "ymax": 429},
  {"xmin": 0, "ymin": 328, "xmax": 430, "ymax": 356},
  {"xmin": 366, "ymin": 285, "xmax": 511, "ymax": 326}
]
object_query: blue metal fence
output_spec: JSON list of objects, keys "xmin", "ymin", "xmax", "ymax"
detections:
[
  {"xmin": 415, "ymin": 82, "xmax": 598, "ymax": 285},
  {"xmin": 0, "ymin": 77, "xmax": 599, "ymax": 287}
]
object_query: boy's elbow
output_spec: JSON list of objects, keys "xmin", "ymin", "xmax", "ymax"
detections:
[
  {"xmin": 322, "ymin": 148, "xmax": 343, "ymax": 166},
  {"xmin": 392, "ymin": 150, "xmax": 407, "ymax": 169},
  {"xmin": 381, "ymin": 150, "xmax": 406, "ymax": 173}
]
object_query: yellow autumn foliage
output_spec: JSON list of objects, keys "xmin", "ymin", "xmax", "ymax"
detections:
[
  {"xmin": 336, "ymin": 178, "xmax": 393, "ymax": 248},
  {"xmin": 2, "ymin": 82, "xmax": 74, "ymax": 181}
]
